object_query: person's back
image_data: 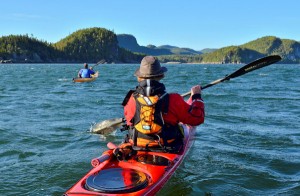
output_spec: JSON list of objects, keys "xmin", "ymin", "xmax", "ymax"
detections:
[
  {"xmin": 80, "ymin": 69, "xmax": 93, "ymax": 78},
  {"xmin": 123, "ymin": 56, "xmax": 205, "ymax": 152},
  {"xmin": 78, "ymin": 63, "xmax": 95, "ymax": 78}
]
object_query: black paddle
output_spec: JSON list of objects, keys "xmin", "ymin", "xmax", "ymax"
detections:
[
  {"xmin": 181, "ymin": 55, "xmax": 282, "ymax": 97},
  {"xmin": 91, "ymin": 55, "xmax": 282, "ymax": 134}
]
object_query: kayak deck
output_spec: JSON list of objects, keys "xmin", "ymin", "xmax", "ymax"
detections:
[
  {"xmin": 73, "ymin": 71, "xmax": 99, "ymax": 83},
  {"xmin": 64, "ymin": 124, "xmax": 196, "ymax": 196}
]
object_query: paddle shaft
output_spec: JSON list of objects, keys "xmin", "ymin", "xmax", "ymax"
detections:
[
  {"xmin": 181, "ymin": 55, "xmax": 282, "ymax": 97},
  {"xmin": 91, "ymin": 59, "xmax": 105, "ymax": 69}
]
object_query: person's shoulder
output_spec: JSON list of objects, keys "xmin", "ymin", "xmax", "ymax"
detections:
[
  {"xmin": 168, "ymin": 93, "xmax": 182, "ymax": 98},
  {"xmin": 168, "ymin": 92, "xmax": 180, "ymax": 95}
]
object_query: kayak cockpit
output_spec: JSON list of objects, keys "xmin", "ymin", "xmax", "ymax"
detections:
[{"xmin": 85, "ymin": 168, "xmax": 149, "ymax": 194}]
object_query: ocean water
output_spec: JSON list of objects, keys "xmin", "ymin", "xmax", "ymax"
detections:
[{"xmin": 0, "ymin": 62, "xmax": 299, "ymax": 196}]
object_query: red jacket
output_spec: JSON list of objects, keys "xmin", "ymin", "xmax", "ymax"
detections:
[{"xmin": 124, "ymin": 93, "xmax": 205, "ymax": 127}]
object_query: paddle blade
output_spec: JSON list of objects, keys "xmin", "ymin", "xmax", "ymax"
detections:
[
  {"xmin": 90, "ymin": 118, "xmax": 124, "ymax": 134},
  {"xmin": 89, "ymin": 59, "xmax": 106, "ymax": 70},
  {"xmin": 227, "ymin": 55, "xmax": 282, "ymax": 79},
  {"xmin": 97, "ymin": 59, "xmax": 106, "ymax": 65},
  {"xmin": 93, "ymin": 59, "xmax": 106, "ymax": 68}
]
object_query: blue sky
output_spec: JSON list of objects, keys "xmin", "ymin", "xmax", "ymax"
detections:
[{"xmin": 1, "ymin": 0, "xmax": 299, "ymax": 50}]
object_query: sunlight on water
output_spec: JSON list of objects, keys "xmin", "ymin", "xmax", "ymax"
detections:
[{"xmin": 0, "ymin": 63, "xmax": 299, "ymax": 195}]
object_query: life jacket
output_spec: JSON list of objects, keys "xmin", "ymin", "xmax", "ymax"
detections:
[
  {"xmin": 125, "ymin": 79, "xmax": 184, "ymax": 152},
  {"xmin": 80, "ymin": 69, "xmax": 90, "ymax": 78},
  {"xmin": 134, "ymin": 93, "xmax": 165, "ymax": 134}
]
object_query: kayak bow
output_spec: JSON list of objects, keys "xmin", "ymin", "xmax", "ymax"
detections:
[{"xmin": 64, "ymin": 124, "xmax": 196, "ymax": 195}]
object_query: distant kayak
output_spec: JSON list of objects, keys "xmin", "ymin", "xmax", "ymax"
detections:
[
  {"xmin": 73, "ymin": 71, "xmax": 99, "ymax": 83},
  {"xmin": 64, "ymin": 123, "xmax": 196, "ymax": 195}
]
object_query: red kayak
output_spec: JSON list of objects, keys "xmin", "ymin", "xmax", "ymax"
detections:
[{"xmin": 64, "ymin": 124, "xmax": 196, "ymax": 196}]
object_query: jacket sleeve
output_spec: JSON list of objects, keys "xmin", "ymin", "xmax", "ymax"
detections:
[
  {"xmin": 169, "ymin": 93, "xmax": 205, "ymax": 126},
  {"xmin": 123, "ymin": 95, "xmax": 136, "ymax": 126}
]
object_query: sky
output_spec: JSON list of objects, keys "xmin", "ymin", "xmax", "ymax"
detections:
[{"xmin": 1, "ymin": 0, "xmax": 300, "ymax": 50}]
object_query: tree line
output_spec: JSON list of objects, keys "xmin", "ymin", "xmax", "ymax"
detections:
[
  {"xmin": 0, "ymin": 27, "xmax": 144, "ymax": 63},
  {"xmin": 1, "ymin": 27, "xmax": 299, "ymax": 64}
]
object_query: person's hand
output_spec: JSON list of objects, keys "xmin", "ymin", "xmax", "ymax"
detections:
[
  {"xmin": 113, "ymin": 143, "xmax": 136, "ymax": 161},
  {"xmin": 191, "ymin": 85, "xmax": 201, "ymax": 96}
]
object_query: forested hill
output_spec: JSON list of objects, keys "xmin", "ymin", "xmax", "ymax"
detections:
[
  {"xmin": 153, "ymin": 36, "xmax": 300, "ymax": 64},
  {"xmin": 0, "ymin": 35, "xmax": 63, "ymax": 63},
  {"xmin": 0, "ymin": 28, "xmax": 144, "ymax": 63},
  {"xmin": 197, "ymin": 36, "xmax": 300, "ymax": 64},
  {"xmin": 0, "ymin": 27, "xmax": 300, "ymax": 64},
  {"xmin": 54, "ymin": 28, "xmax": 119, "ymax": 62},
  {"xmin": 118, "ymin": 35, "xmax": 300, "ymax": 64},
  {"xmin": 241, "ymin": 36, "xmax": 300, "ymax": 63}
]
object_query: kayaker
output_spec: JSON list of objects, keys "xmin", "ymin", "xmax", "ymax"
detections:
[
  {"xmin": 120, "ymin": 56, "xmax": 205, "ymax": 155},
  {"xmin": 78, "ymin": 63, "xmax": 95, "ymax": 78}
]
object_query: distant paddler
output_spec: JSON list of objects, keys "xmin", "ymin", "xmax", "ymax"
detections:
[{"xmin": 78, "ymin": 63, "xmax": 95, "ymax": 78}]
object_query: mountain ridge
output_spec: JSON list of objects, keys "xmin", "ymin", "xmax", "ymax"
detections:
[
  {"xmin": 117, "ymin": 34, "xmax": 205, "ymax": 55},
  {"xmin": 0, "ymin": 27, "xmax": 299, "ymax": 64}
]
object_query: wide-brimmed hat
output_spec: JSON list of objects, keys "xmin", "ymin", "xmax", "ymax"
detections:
[{"xmin": 134, "ymin": 56, "xmax": 167, "ymax": 78}]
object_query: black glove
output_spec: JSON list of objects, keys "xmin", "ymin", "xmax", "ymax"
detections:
[{"xmin": 113, "ymin": 143, "xmax": 136, "ymax": 161}]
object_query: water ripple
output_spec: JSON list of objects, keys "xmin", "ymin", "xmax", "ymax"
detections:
[{"xmin": 0, "ymin": 64, "xmax": 299, "ymax": 195}]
